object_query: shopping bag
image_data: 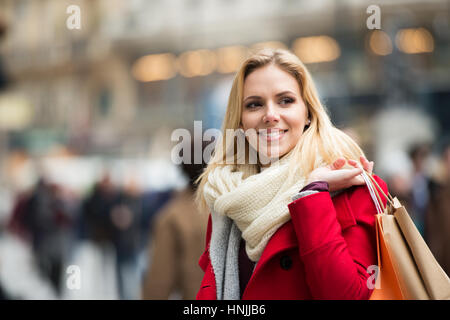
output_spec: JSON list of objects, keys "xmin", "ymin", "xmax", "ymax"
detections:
[
  {"xmin": 369, "ymin": 213, "xmax": 403, "ymax": 300},
  {"xmin": 363, "ymin": 172, "xmax": 450, "ymax": 300}
]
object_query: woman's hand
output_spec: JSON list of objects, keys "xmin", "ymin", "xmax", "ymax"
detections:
[{"xmin": 306, "ymin": 156, "xmax": 374, "ymax": 192}]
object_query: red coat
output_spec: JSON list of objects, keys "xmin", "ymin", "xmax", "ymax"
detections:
[{"xmin": 196, "ymin": 175, "xmax": 388, "ymax": 300}]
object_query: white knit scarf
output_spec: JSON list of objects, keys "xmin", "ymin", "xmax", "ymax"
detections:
[{"xmin": 204, "ymin": 152, "xmax": 324, "ymax": 262}]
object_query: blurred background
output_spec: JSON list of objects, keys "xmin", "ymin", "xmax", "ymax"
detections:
[{"xmin": 0, "ymin": 0, "xmax": 449, "ymax": 300}]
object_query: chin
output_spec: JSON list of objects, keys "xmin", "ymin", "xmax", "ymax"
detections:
[{"xmin": 260, "ymin": 148, "xmax": 289, "ymax": 162}]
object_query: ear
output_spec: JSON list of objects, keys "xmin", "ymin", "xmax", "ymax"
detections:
[
  {"xmin": 305, "ymin": 108, "xmax": 311, "ymax": 125},
  {"xmin": 303, "ymin": 116, "xmax": 311, "ymax": 132}
]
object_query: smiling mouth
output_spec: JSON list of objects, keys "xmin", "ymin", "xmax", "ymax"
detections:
[{"xmin": 258, "ymin": 129, "xmax": 288, "ymax": 141}]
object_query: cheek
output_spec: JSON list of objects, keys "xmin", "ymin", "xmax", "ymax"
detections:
[
  {"xmin": 285, "ymin": 109, "xmax": 306, "ymax": 129},
  {"xmin": 241, "ymin": 112, "xmax": 257, "ymax": 131},
  {"xmin": 284, "ymin": 109, "xmax": 307, "ymax": 141},
  {"xmin": 240, "ymin": 112, "xmax": 258, "ymax": 147}
]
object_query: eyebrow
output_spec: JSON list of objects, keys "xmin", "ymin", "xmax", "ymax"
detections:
[{"xmin": 243, "ymin": 90, "xmax": 296, "ymax": 102}]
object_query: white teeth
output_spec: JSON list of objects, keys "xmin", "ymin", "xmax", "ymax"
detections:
[{"xmin": 259, "ymin": 130, "xmax": 285, "ymax": 137}]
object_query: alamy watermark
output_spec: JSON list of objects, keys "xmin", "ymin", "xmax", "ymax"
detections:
[
  {"xmin": 366, "ymin": 5, "xmax": 381, "ymax": 30},
  {"xmin": 66, "ymin": 265, "xmax": 81, "ymax": 290},
  {"xmin": 366, "ymin": 265, "xmax": 380, "ymax": 290},
  {"xmin": 66, "ymin": 5, "xmax": 81, "ymax": 30}
]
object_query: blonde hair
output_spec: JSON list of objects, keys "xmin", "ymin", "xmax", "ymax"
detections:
[{"xmin": 195, "ymin": 48, "xmax": 365, "ymax": 212}]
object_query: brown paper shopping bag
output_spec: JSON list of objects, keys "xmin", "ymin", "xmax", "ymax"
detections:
[{"xmin": 363, "ymin": 172, "xmax": 450, "ymax": 300}]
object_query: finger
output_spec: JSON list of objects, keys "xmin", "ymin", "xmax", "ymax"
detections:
[
  {"xmin": 359, "ymin": 156, "xmax": 369, "ymax": 171},
  {"xmin": 328, "ymin": 167, "xmax": 363, "ymax": 191},
  {"xmin": 330, "ymin": 158, "xmax": 346, "ymax": 170},
  {"xmin": 360, "ymin": 156, "xmax": 374, "ymax": 174},
  {"xmin": 339, "ymin": 167, "xmax": 363, "ymax": 180},
  {"xmin": 347, "ymin": 159, "xmax": 359, "ymax": 168},
  {"xmin": 368, "ymin": 161, "xmax": 374, "ymax": 174},
  {"xmin": 359, "ymin": 156, "xmax": 367, "ymax": 166},
  {"xmin": 350, "ymin": 175, "xmax": 366, "ymax": 186}
]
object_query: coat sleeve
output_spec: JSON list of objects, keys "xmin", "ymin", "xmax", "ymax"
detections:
[{"xmin": 287, "ymin": 175, "xmax": 388, "ymax": 300}]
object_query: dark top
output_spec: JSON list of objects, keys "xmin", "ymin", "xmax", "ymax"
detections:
[{"xmin": 239, "ymin": 239, "xmax": 255, "ymax": 298}]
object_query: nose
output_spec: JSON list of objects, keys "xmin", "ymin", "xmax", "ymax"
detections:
[{"xmin": 263, "ymin": 102, "xmax": 280, "ymax": 124}]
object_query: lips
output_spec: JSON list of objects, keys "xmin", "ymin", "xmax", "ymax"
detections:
[{"xmin": 258, "ymin": 128, "xmax": 288, "ymax": 142}]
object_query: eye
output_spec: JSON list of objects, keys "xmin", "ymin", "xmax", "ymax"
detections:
[
  {"xmin": 245, "ymin": 101, "xmax": 262, "ymax": 109},
  {"xmin": 280, "ymin": 97, "xmax": 295, "ymax": 105}
]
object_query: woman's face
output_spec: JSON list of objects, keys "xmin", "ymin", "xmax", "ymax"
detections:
[{"xmin": 241, "ymin": 64, "xmax": 309, "ymax": 163}]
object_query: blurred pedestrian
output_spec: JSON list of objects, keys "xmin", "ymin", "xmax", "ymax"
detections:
[
  {"xmin": 142, "ymin": 140, "xmax": 209, "ymax": 300},
  {"xmin": 408, "ymin": 143, "xmax": 432, "ymax": 237},
  {"xmin": 138, "ymin": 189, "xmax": 173, "ymax": 249},
  {"xmin": 110, "ymin": 183, "xmax": 143, "ymax": 300},
  {"xmin": 426, "ymin": 140, "xmax": 450, "ymax": 276},
  {"xmin": 79, "ymin": 174, "xmax": 117, "ymax": 247},
  {"xmin": 11, "ymin": 178, "xmax": 73, "ymax": 295},
  {"xmin": 195, "ymin": 48, "xmax": 386, "ymax": 300}
]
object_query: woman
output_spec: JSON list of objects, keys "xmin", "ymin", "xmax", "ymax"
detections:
[{"xmin": 195, "ymin": 48, "xmax": 388, "ymax": 300}]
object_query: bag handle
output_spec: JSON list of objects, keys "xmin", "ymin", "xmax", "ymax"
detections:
[
  {"xmin": 361, "ymin": 170, "xmax": 395, "ymax": 214},
  {"xmin": 365, "ymin": 171, "xmax": 395, "ymax": 206},
  {"xmin": 361, "ymin": 171, "xmax": 385, "ymax": 214}
]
